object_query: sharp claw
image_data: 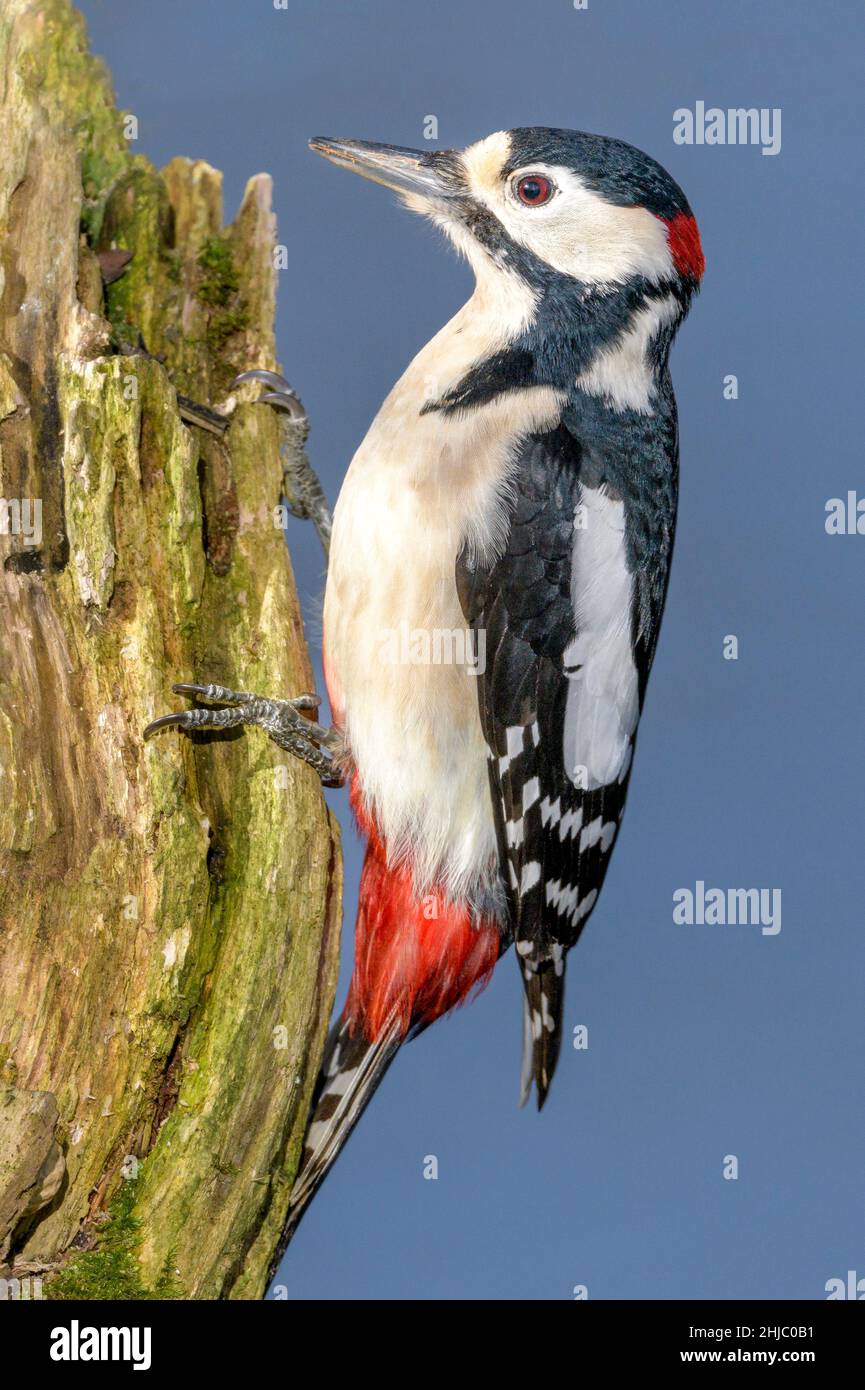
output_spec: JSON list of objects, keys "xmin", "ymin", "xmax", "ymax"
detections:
[
  {"xmin": 255, "ymin": 389, "xmax": 300, "ymax": 405},
  {"xmin": 231, "ymin": 369, "xmax": 295, "ymax": 393},
  {"xmin": 255, "ymin": 392, "xmax": 307, "ymax": 424},
  {"xmin": 143, "ymin": 712, "xmax": 188, "ymax": 738},
  {"xmin": 291, "ymin": 694, "xmax": 321, "ymax": 710},
  {"xmin": 170, "ymin": 682, "xmax": 234, "ymax": 701},
  {"xmin": 230, "ymin": 369, "xmax": 307, "ymax": 423}
]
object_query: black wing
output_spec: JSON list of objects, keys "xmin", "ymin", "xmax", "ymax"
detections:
[{"xmin": 456, "ymin": 411, "xmax": 675, "ymax": 1106}]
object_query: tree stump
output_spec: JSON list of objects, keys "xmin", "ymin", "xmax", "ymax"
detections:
[{"xmin": 0, "ymin": 0, "xmax": 341, "ymax": 1300}]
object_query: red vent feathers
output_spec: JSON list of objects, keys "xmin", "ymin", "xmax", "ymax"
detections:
[{"xmin": 345, "ymin": 778, "xmax": 500, "ymax": 1041}]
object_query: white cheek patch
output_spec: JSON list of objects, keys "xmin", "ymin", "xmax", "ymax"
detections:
[
  {"xmin": 576, "ymin": 293, "xmax": 680, "ymax": 413},
  {"xmin": 462, "ymin": 155, "xmax": 675, "ymax": 288},
  {"xmin": 563, "ymin": 485, "xmax": 639, "ymax": 789}
]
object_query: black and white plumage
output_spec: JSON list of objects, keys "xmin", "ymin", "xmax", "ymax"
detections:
[
  {"xmin": 457, "ymin": 400, "xmax": 678, "ymax": 1103},
  {"xmin": 278, "ymin": 126, "xmax": 703, "ymax": 1235}
]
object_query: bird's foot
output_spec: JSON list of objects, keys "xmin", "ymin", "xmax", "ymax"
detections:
[
  {"xmin": 231, "ymin": 369, "xmax": 332, "ymax": 558},
  {"xmin": 144, "ymin": 682, "xmax": 344, "ymax": 787}
]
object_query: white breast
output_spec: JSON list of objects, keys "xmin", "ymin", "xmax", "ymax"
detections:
[{"xmin": 324, "ymin": 283, "xmax": 563, "ymax": 905}]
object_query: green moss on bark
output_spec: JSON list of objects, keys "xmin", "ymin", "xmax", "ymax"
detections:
[{"xmin": 48, "ymin": 1178, "xmax": 180, "ymax": 1301}]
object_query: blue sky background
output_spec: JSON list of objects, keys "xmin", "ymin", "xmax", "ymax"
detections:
[{"xmin": 77, "ymin": 0, "xmax": 865, "ymax": 1300}]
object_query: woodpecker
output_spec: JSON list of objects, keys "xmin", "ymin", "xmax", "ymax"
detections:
[{"xmin": 147, "ymin": 127, "xmax": 703, "ymax": 1248}]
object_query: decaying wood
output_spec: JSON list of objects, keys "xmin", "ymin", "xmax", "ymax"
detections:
[{"xmin": 0, "ymin": 0, "xmax": 341, "ymax": 1299}]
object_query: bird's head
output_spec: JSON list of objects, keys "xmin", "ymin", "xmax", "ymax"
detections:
[{"xmin": 310, "ymin": 126, "xmax": 703, "ymax": 305}]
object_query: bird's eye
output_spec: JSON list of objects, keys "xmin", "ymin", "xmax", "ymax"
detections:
[{"xmin": 514, "ymin": 174, "xmax": 554, "ymax": 207}]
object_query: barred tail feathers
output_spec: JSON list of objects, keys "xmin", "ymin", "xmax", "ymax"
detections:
[
  {"xmin": 286, "ymin": 1012, "xmax": 402, "ymax": 1229},
  {"xmin": 518, "ymin": 953, "xmax": 566, "ymax": 1110}
]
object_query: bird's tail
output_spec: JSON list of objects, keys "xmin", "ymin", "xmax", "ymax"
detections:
[
  {"xmin": 518, "ymin": 955, "xmax": 566, "ymax": 1110},
  {"xmin": 273, "ymin": 780, "xmax": 501, "ymax": 1271},
  {"xmin": 277, "ymin": 1010, "xmax": 403, "ymax": 1251}
]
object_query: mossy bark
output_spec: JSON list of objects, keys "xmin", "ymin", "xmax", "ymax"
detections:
[{"xmin": 0, "ymin": 0, "xmax": 341, "ymax": 1299}]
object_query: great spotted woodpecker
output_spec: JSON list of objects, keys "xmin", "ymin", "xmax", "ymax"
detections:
[{"xmin": 147, "ymin": 127, "xmax": 703, "ymax": 1247}]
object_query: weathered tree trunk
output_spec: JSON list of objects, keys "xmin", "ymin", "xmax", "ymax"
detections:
[{"xmin": 0, "ymin": 0, "xmax": 341, "ymax": 1299}]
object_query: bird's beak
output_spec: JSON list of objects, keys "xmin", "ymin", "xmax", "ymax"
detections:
[{"xmin": 309, "ymin": 137, "xmax": 455, "ymax": 203}]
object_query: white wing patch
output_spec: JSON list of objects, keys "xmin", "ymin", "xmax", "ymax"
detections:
[{"xmin": 563, "ymin": 484, "xmax": 639, "ymax": 789}]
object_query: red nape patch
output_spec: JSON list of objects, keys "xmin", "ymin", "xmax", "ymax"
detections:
[
  {"xmin": 345, "ymin": 779, "xmax": 500, "ymax": 1042},
  {"xmin": 660, "ymin": 211, "xmax": 705, "ymax": 282}
]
